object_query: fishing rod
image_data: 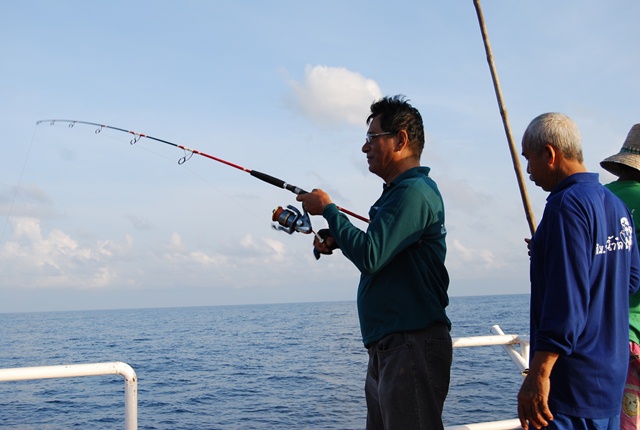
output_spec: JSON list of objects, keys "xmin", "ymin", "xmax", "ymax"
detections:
[
  {"xmin": 473, "ymin": 0, "xmax": 536, "ymax": 236},
  {"xmin": 36, "ymin": 119, "xmax": 370, "ymax": 236}
]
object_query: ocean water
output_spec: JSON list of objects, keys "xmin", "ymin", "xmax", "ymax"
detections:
[{"xmin": 0, "ymin": 294, "xmax": 529, "ymax": 429}]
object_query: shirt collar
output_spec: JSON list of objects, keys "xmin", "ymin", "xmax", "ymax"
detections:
[
  {"xmin": 383, "ymin": 166, "xmax": 431, "ymax": 190},
  {"xmin": 548, "ymin": 172, "xmax": 599, "ymax": 198}
]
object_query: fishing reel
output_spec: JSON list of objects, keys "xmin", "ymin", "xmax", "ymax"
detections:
[
  {"xmin": 272, "ymin": 204, "xmax": 337, "ymax": 260},
  {"xmin": 272, "ymin": 205, "xmax": 313, "ymax": 235}
]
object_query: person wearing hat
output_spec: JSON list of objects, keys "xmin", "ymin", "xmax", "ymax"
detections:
[{"xmin": 601, "ymin": 123, "xmax": 640, "ymax": 430}]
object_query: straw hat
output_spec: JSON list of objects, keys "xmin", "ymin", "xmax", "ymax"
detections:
[{"xmin": 600, "ymin": 124, "xmax": 640, "ymax": 176}]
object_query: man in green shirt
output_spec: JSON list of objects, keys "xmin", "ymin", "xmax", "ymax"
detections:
[
  {"xmin": 600, "ymin": 123, "xmax": 640, "ymax": 429},
  {"xmin": 298, "ymin": 95, "xmax": 452, "ymax": 430}
]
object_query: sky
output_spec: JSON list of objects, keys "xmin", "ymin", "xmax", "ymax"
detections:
[{"xmin": 1, "ymin": 1, "xmax": 639, "ymax": 313}]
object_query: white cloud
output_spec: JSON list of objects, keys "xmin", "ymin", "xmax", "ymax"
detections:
[
  {"xmin": 448, "ymin": 238, "xmax": 500, "ymax": 271},
  {"xmin": 188, "ymin": 250, "xmax": 226, "ymax": 265},
  {"xmin": 169, "ymin": 232, "xmax": 185, "ymax": 250},
  {"xmin": 240, "ymin": 234, "xmax": 288, "ymax": 263},
  {"xmin": 0, "ymin": 217, "xmax": 133, "ymax": 289},
  {"xmin": 262, "ymin": 237, "xmax": 287, "ymax": 262},
  {"xmin": 163, "ymin": 234, "xmax": 227, "ymax": 266},
  {"xmin": 7, "ymin": 218, "xmax": 85, "ymax": 269},
  {"xmin": 0, "ymin": 217, "xmax": 296, "ymax": 294},
  {"xmin": 286, "ymin": 65, "xmax": 382, "ymax": 126}
]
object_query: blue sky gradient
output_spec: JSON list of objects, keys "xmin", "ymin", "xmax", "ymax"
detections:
[{"xmin": 1, "ymin": 1, "xmax": 639, "ymax": 312}]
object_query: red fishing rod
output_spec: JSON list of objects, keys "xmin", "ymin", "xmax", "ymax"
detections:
[{"xmin": 36, "ymin": 119, "xmax": 370, "ymax": 224}]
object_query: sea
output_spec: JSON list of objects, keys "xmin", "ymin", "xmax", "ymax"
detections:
[{"xmin": 0, "ymin": 294, "xmax": 529, "ymax": 429}]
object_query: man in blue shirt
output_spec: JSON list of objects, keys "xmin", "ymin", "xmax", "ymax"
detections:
[
  {"xmin": 298, "ymin": 95, "xmax": 451, "ymax": 430},
  {"xmin": 518, "ymin": 113, "xmax": 640, "ymax": 430}
]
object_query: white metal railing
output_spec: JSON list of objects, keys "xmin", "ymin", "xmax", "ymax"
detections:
[
  {"xmin": 0, "ymin": 326, "xmax": 527, "ymax": 430},
  {"xmin": 445, "ymin": 324, "xmax": 529, "ymax": 430},
  {"xmin": 0, "ymin": 361, "xmax": 137, "ymax": 430},
  {"xmin": 446, "ymin": 420, "xmax": 523, "ymax": 430}
]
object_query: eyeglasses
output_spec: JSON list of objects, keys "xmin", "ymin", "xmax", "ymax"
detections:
[{"xmin": 365, "ymin": 131, "xmax": 395, "ymax": 143}]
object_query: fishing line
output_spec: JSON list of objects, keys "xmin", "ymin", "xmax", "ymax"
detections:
[
  {"xmin": 0, "ymin": 125, "xmax": 39, "ymax": 247},
  {"xmin": 36, "ymin": 119, "xmax": 370, "ymax": 224}
]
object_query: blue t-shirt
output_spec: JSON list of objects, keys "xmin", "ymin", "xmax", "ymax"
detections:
[{"xmin": 529, "ymin": 172, "xmax": 640, "ymax": 418}]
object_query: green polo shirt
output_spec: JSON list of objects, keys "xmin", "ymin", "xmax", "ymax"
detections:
[
  {"xmin": 323, "ymin": 166, "xmax": 450, "ymax": 347},
  {"xmin": 606, "ymin": 180, "xmax": 640, "ymax": 345}
]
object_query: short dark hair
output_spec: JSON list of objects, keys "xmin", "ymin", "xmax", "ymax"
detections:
[{"xmin": 367, "ymin": 95, "xmax": 425, "ymax": 157}]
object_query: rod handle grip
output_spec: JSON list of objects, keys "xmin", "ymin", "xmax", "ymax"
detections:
[{"xmin": 250, "ymin": 170, "xmax": 307, "ymax": 195}]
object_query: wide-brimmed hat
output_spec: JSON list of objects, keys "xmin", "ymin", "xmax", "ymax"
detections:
[{"xmin": 600, "ymin": 124, "xmax": 640, "ymax": 176}]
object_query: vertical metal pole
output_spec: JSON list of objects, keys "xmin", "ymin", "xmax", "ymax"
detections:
[
  {"xmin": 115, "ymin": 362, "xmax": 139, "ymax": 430},
  {"xmin": 473, "ymin": 0, "xmax": 537, "ymax": 236}
]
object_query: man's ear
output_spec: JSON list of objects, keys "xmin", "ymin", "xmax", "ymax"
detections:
[
  {"xmin": 543, "ymin": 144, "xmax": 557, "ymax": 166},
  {"xmin": 396, "ymin": 130, "xmax": 409, "ymax": 151}
]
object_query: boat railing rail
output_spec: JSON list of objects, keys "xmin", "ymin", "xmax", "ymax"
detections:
[
  {"xmin": 445, "ymin": 324, "xmax": 529, "ymax": 430},
  {"xmin": 0, "ymin": 361, "xmax": 138, "ymax": 430},
  {"xmin": 0, "ymin": 325, "xmax": 527, "ymax": 430}
]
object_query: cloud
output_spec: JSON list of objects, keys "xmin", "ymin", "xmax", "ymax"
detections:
[
  {"xmin": 286, "ymin": 65, "xmax": 382, "ymax": 126},
  {"xmin": 0, "ymin": 216, "xmax": 296, "ymax": 293},
  {"xmin": 447, "ymin": 238, "xmax": 501, "ymax": 272},
  {"xmin": 0, "ymin": 217, "xmax": 129, "ymax": 289},
  {"xmin": 163, "ymin": 233, "xmax": 227, "ymax": 266},
  {"xmin": 240, "ymin": 234, "xmax": 288, "ymax": 263},
  {"xmin": 0, "ymin": 182, "xmax": 56, "ymax": 218},
  {"xmin": 126, "ymin": 214, "xmax": 154, "ymax": 230}
]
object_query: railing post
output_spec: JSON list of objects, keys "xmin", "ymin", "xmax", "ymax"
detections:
[
  {"xmin": 0, "ymin": 361, "xmax": 137, "ymax": 430},
  {"xmin": 490, "ymin": 325, "xmax": 529, "ymax": 374}
]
